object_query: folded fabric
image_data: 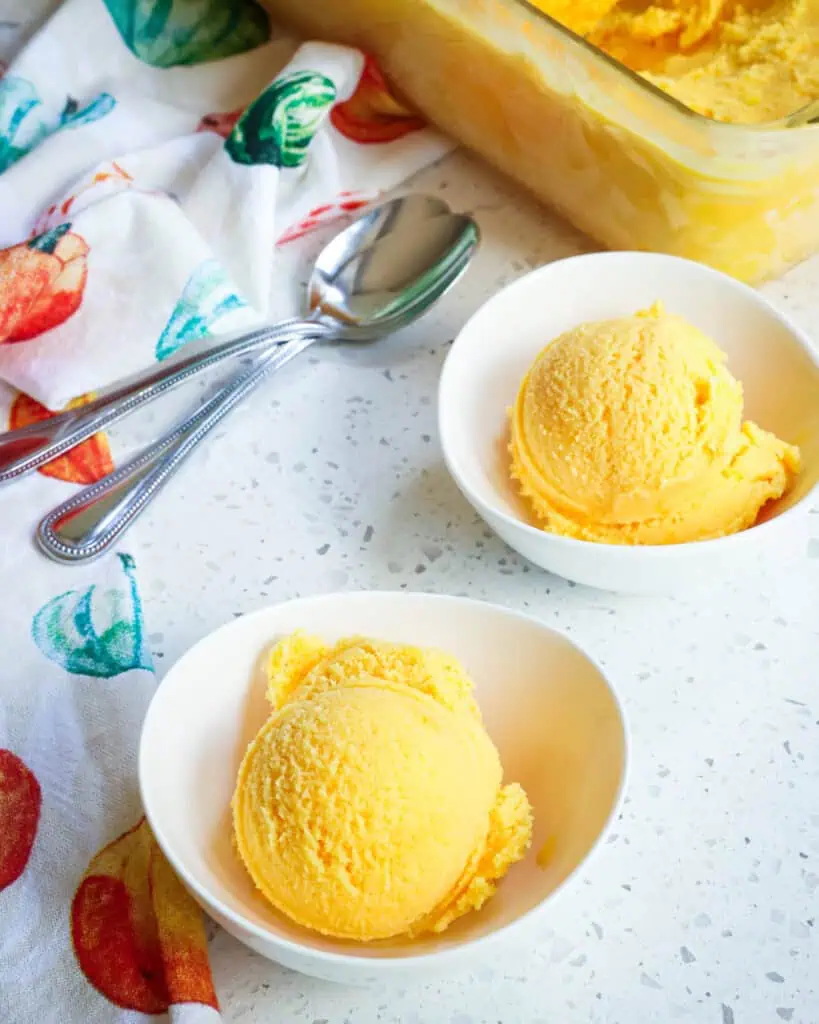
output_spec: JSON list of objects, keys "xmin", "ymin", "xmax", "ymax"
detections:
[{"xmin": 0, "ymin": 1, "xmax": 452, "ymax": 1021}]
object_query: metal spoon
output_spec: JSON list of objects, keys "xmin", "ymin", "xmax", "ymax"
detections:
[
  {"xmin": 0, "ymin": 194, "xmax": 452, "ymax": 485},
  {"xmin": 36, "ymin": 199, "xmax": 479, "ymax": 563}
]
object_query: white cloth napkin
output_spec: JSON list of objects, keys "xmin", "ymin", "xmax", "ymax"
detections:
[{"xmin": 0, "ymin": 2, "xmax": 451, "ymax": 1020}]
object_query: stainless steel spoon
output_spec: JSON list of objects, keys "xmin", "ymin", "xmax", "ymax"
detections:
[
  {"xmin": 36, "ymin": 198, "xmax": 479, "ymax": 564},
  {"xmin": 0, "ymin": 194, "xmax": 451, "ymax": 485}
]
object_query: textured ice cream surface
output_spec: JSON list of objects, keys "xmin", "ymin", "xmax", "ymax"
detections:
[
  {"xmin": 533, "ymin": 0, "xmax": 819, "ymax": 124},
  {"xmin": 509, "ymin": 303, "xmax": 800, "ymax": 544},
  {"xmin": 266, "ymin": 632, "xmax": 482, "ymax": 719},
  {"xmin": 233, "ymin": 633, "xmax": 532, "ymax": 941}
]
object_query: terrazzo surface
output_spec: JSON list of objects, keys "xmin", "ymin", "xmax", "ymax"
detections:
[{"xmin": 132, "ymin": 152, "xmax": 819, "ymax": 1023}]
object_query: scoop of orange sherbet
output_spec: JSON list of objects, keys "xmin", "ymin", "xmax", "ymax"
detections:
[
  {"xmin": 509, "ymin": 303, "xmax": 799, "ymax": 544},
  {"xmin": 233, "ymin": 633, "xmax": 532, "ymax": 941}
]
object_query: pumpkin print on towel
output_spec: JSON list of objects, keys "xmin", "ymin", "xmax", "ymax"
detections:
[
  {"xmin": 0, "ymin": 750, "xmax": 41, "ymax": 892},
  {"xmin": 226, "ymin": 70, "xmax": 336, "ymax": 168},
  {"xmin": 0, "ymin": 224, "xmax": 89, "ymax": 345},
  {"xmin": 102, "ymin": 0, "xmax": 269, "ymax": 68},
  {"xmin": 33, "ymin": 161, "xmax": 134, "ymax": 237},
  {"xmin": 31, "ymin": 553, "xmax": 151, "ymax": 678},
  {"xmin": 9, "ymin": 392, "xmax": 114, "ymax": 485},
  {"xmin": 71, "ymin": 817, "xmax": 218, "ymax": 1013},
  {"xmin": 196, "ymin": 108, "xmax": 242, "ymax": 139},
  {"xmin": 331, "ymin": 55, "xmax": 425, "ymax": 144},
  {"xmin": 277, "ymin": 191, "xmax": 376, "ymax": 245},
  {"xmin": 156, "ymin": 258, "xmax": 248, "ymax": 361}
]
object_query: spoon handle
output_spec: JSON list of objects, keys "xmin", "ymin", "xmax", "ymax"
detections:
[
  {"xmin": 36, "ymin": 329, "xmax": 322, "ymax": 564},
  {"xmin": 0, "ymin": 317, "xmax": 313, "ymax": 485}
]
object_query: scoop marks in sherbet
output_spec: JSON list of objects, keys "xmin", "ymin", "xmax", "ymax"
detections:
[
  {"xmin": 233, "ymin": 633, "xmax": 533, "ymax": 941},
  {"xmin": 509, "ymin": 303, "xmax": 799, "ymax": 544},
  {"xmin": 532, "ymin": 0, "xmax": 819, "ymax": 124}
]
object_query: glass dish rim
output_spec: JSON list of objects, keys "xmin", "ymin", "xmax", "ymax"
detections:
[{"xmin": 511, "ymin": 0, "xmax": 819, "ymax": 133}]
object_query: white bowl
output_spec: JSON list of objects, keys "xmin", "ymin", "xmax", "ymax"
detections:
[
  {"xmin": 139, "ymin": 591, "xmax": 627, "ymax": 985},
  {"xmin": 439, "ymin": 252, "xmax": 819, "ymax": 594}
]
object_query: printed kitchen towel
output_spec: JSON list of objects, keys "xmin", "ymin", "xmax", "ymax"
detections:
[{"xmin": 0, "ymin": 1, "xmax": 450, "ymax": 1020}]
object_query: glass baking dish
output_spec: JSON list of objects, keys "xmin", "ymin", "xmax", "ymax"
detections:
[{"xmin": 263, "ymin": 0, "xmax": 819, "ymax": 283}]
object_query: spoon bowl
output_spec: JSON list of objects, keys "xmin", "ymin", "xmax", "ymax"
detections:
[{"xmin": 310, "ymin": 196, "xmax": 478, "ymax": 336}]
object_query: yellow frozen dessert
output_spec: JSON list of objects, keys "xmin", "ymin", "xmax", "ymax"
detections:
[
  {"xmin": 535, "ymin": 0, "xmax": 819, "ymax": 124},
  {"xmin": 233, "ymin": 633, "xmax": 532, "ymax": 941},
  {"xmin": 509, "ymin": 303, "xmax": 800, "ymax": 544},
  {"xmin": 264, "ymin": 0, "xmax": 819, "ymax": 282}
]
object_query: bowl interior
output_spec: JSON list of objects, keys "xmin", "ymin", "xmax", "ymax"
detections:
[
  {"xmin": 140, "ymin": 593, "xmax": 627, "ymax": 962},
  {"xmin": 440, "ymin": 252, "xmax": 819, "ymax": 533}
]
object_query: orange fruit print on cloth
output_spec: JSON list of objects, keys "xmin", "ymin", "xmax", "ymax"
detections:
[
  {"xmin": 0, "ymin": 749, "xmax": 42, "ymax": 892},
  {"xmin": 9, "ymin": 392, "xmax": 114, "ymax": 484},
  {"xmin": 33, "ymin": 162, "xmax": 133, "ymax": 237},
  {"xmin": 71, "ymin": 817, "xmax": 218, "ymax": 1014},
  {"xmin": 277, "ymin": 190, "xmax": 376, "ymax": 245},
  {"xmin": 196, "ymin": 108, "xmax": 242, "ymax": 139},
  {"xmin": 330, "ymin": 55, "xmax": 425, "ymax": 144},
  {"xmin": 0, "ymin": 223, "xmax": 89, "ymax": 345}
]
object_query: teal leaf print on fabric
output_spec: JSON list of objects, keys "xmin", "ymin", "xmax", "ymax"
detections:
[
  {"xmin": 156, "ymin": 259, "xmax": 247, "ymax": 361},
  {"xmin": 226, "ymin": 71, "xmax": 336, "ymax": 168},
  {"xmin": 0, "ymin": 77, "xmax": 49, "ymax": 173},
  {"xmin": 0, "ymin": 77, "xmax": 116, "ymax": 173},
  {"xmin": 28, "ymin": 222, "xmax": 72, "ymax": 255},
  {"xmin": 59, "ymin": 93, "xmax": 117, "ymax": 130},
  {"xmin": 32, "ymin": 554, "xmax": 152, "ymax": 678},
  {"xmin": 102, "ymin": 0, "xmax": 270, "ymax": 68}
]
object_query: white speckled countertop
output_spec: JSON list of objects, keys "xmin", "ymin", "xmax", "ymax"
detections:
[{"xmin": 135, "ymin": 151, "xmax": 818, "ymax": 1024}]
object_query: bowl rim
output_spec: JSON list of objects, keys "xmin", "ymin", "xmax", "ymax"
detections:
[
  {"xmin": 139, "ymin": 589, "xmax": 630, "ymax": 969},
  {"xmin": 438, "ymin": 250, "xmax": 819, "ymax": 558}
]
